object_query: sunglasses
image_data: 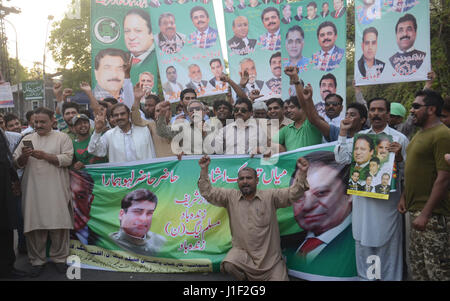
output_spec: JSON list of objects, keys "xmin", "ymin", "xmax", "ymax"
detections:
[
  {"xmin": 411, "ymin": 103, "xmax": 430, "ymax": 110},
  {"xmin": 234, "ymin": 107, "xmax": 249, "ymax": 114}
]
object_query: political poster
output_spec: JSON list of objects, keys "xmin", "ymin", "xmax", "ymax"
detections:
[
  {"xmin": 346, "ymin": 133, "xmax": 395, "ymax": 200},
  {"xmin": 0, "ymin": 82, "xmax": 14, "ymax": 108},
  {"xmin": 223, "ymin": 0, "xmax": 284, "ymax": 101},
  {"xmin": 354, "ymin": 0, "xmax": 431, "ymax": 85},
  {"xmin": 148, "ymin": 1, "xmax": 227, "ymax": 103},
  {"xmin": 280, "ymin": 0, "xmax": 347, "ymax": 124},
  {"xmin": 90, "ymin": 0, "xmax": 159, "ymax": 102},
  {"xmin": 22, "ymin": 80, "xmax": 44, "ymax": 101},
  {"xmin": 70, "ymin": 142, "xmax": 357, "ymax": 280}
]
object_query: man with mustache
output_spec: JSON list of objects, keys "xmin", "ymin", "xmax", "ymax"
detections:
[
  {"xmin": 93, "ymin": 48, "xmax": 128, "ymax": 101},
  {"xmin": 314, "ymin": 73, "xmax": 337, "ymax": 117},
  {"xmin": 265, "ymin": 52, "xmax": 282, "ymax": 97},
  {"xmin": 13, "ymin": 107, "xmax": 74, "ymax": 277},
  {"xmin": 188, "ymin": 6, "xmax": 218, "ymax": 49},
  {"xmin": 389, "ymin": 14, "xmax": 426, "ymax": 76},
  {"xmin": 156, "ymin": 13, "xmax": 185, "ymax": 55},
  {"xmin": 259, "ymin": 7, "xmax": 281, "ymax": 51},
  {"xmin": 335, "ymin": 97, "xmax": 409, "ymax": 280},
  {"xmin": 109, "ymin": 189, "xmax": 166, "ymax": 256},
  {"xmin": 312, "ymin": 21, "xmax": 345, "ymax": 72},
  {"xmin": 185, "ymin": 64, "xmax": 211, "ymax": 97},
  {"xmin": 197, "ymin": 154, "xmax": 310, "ymax": 280},
  {"xmin": 228, "ymin": 16, "xmax": 257, "ymax": 56}
]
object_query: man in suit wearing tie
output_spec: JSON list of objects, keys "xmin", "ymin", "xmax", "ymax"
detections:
[
  {"xmin": 294, "ymin": 6, "xmax": 304, "ymax": 21},
  {"xmin": 209, "ymin": 59, "xmax": 227, "ymax": 92},
  {"xmin": 311, "ymin": 21, "xmax": 345, "ymax": 72},
  {"xmin": 123, "ymin": 9, "xmax": 155, "ymax": 67},
  {"xmin": 259, "ymin": 7, "xmax": 281, "ymax": 51},
  {"xmin": 306, "ymin": 2, "xmax": 319, "ymax": 20},
  {"xmin": 282, "ymin": 151, "xmax": 357, "ymax": 279},
  {"xmin": 186, "ymin": 64, "xmax": 210, "ymax": 97},
  {"xmin": 188, "ymin": 6, "xmax": 218, "ymax": 49},
  {"xmin": 162, "ymin": 66, "xmax": 184, "ymax": 101},
  {"xmin": 224, "ymin": 0, "xmax": 235, "ymax": 13},
  {"xmin": 349, "ymin": 170, "xmax": 361, "ymax": 190},
  {"xmin": 331, "ymin": 0, "xmax": 346, "ymax": 18},
  {"xmin": 357, "ymin": 27, "xmax": 385, "ymax": 80},
  {"xmin": 375, "ymin": 173, "xmax": 391, "ymax": 194},
  {"xmin": 358, "ymin": 175, "xmax": 374, "ymax": 192},
  {"xmin": 237, "ymin": 0, "xmax": 246, "ymax": 9},
  {"xmin": 321, "ymin": 2, "xmax": 330, "ymax": 17},
  {"xmin": 228, "ymin": 16, "xmax": 257, "ymax": 56},
  {"xmin": 281, "ymin": 4, "xmax": 292, "ymax": 24},
  {"xmin": 239, "ymin": 58, "xmax": 264, "ymax": 96}
]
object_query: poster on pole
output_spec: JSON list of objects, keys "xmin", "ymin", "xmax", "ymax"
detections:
[
  {"xmin": 354, "ymin": 0, "xmax": 431, "ymax": 86},
  {"xmin": 148, "ymin": 1, "xmax": 227, "ymax": 103},
  {"xmin": 90, "ymin": 1, "xmax": 159, "ymax": 102},
  {"xmin": 280, "ymin": 0, "xmax": 347, "ymax": 122},
  {"xmin": 70, "ymin": 142, "xmax": 357, "ymax": 280},
  {"xmin": 22, "ymin": 80, "xmax": 44, "ymax": 101},
  {"xmin": 223, "ymin": 0, "xmax": 284, "ymax": 101}
]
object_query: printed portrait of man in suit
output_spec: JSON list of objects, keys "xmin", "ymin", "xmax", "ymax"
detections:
[
  {"xmin": 156, "ymin": 13, "xmax": 186, "ymax": 55},
  {"xmin": 259, "ymin": 7, "xmax": 281, "ymax": 51},
  {"xmin": 311, "ymin": 21, "xmax": 344, "ymax": 72},
  {"xmin": 357, "ymin": 27, "xmax": 385, "ymax": 80},
  {"xmin": 389, "ymin": 13, "xmax": 426, "ymax": 76},
  {"xmin": 228, "ymin": 16, "xmax": 257, "ymax": 56},
  {"xmin": 188, "ymin": 6, "xmax": 218, "ymax": 49}
]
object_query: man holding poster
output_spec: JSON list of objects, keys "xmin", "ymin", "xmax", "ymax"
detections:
[{"xmin": 334, "ymin": 98, "xmax": 409, "ymax": 280}]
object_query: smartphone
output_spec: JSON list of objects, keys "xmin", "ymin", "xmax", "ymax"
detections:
[{"xmin": 23, "ymin": 140, "xmax": 34, "ymax": 150}]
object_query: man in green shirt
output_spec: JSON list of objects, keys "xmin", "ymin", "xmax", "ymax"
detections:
[
  {"xmin": 272, "ymin": 67, "xmax": 325, "ymax": 152},
  {"xmin": 398, "ymin": 89, "xmax": 450, "ymax": 281},
  {"xmin": 71, "ymin": 114, "xmax": 107, "ymax": 170}
]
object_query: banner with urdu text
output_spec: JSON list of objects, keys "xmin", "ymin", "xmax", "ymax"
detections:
[
  {"xmin": 354, "ymin": 0, "xmax": 430, "ymax": 86},
  {"xmin": 69, "ymin": 143, "xmax": 357, "ymax": 280},
  {"xmin": 90, "ymin": 1, "xmax": 159, "ymax": 100},
  {"xmin": 148, "ymin": 1, "xmax": 227, "ymax": 102}
]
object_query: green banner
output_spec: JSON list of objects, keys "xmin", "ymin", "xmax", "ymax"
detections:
[
  {"xmin": 354, "ymin": 0, "xmax": 430, "ymax": 85},
  {"xmin": 280, "ymin": 0, "xmax": 346, "ymax": 118},
  {"xmin": 70, "ymin": 142, "xmax": 357, "ymax": 280},
  {"xmin": 148, "ymin": 2, "xmax": 227, "ymax": 102},
  {"xmin": 22, "ymin": 80, "xmax": 44, "ymax": 101},
  {"xmin": 90, "ymin": 1, "xmax": 159, "ymax": 100},
  {"xmin": 223, "ymin": 1, "xmax": 283, "ymax": 101}
]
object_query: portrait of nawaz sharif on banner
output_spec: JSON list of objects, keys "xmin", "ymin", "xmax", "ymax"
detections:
[{"xmin": 347, "ymin": 134, "xmax": 396, "ymax": 200}]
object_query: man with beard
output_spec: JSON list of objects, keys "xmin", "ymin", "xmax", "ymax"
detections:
[
  {"xmin": 197, "ymin": 154, "xmax": 310, "ymax": 280},
  {"xmin": 389, "ymin": 14, "xmax": 426, "ymax": 76},
  {"xmin": 335, "ymin": 97, "xmax": 409, "ymax": 280},
  {"xmin": 156, "ymin": 13, "xmax": 185, "ymax": 55},
  {"xmin": 109, "ymin": 189, "xmax": 166, "ymax": 256},
  {"xmin": 141, "ymin": 94, "xmax": 159, "ymax": 122},
  {"xmin": 259, "ymin": 7, "xmax": 281, "ymax": 51},
  {"xmin": 399, "ymin": 89, "xmax": 450, "ymax": 281}
]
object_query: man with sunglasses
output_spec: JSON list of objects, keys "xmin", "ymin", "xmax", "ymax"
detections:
[{"xmin": 398, "ymin": 89, "xmax": 450, "ymax": 281}]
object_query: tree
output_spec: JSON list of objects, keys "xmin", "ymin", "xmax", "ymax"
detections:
[{"xmin": 47, "ymin": 0, "xmax": 91, "ymax": 91}]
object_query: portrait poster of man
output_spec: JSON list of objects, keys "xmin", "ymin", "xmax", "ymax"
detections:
[
  {"xmin": 354, "ymin": 0, "xmax": 430, "ymax": 86},
  {"xmin": 90, "ymin": 1, "xmax": 159, "ymax": 100},
  {"xmin": 280, "ymin": 0, "xmax": 347, "ymax": 111},
  {"xmin": 148, "ymin": 2, "xmax": 227, "ymax": 102},
  {"xmin": 223, "ymin": 1, "xmax": 284, "ymax": 100},
  {"xmin": 67, "ymin": 144, "xmax": 358, "ymax": 279},
  {"xmin": 347, "ymin": 133, "xmax": 396, "ymax": 200}
]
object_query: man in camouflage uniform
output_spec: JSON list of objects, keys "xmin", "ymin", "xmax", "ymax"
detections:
[{"xmin": 399, "ymin": 89, "xmax": 450, "ymax": 280}]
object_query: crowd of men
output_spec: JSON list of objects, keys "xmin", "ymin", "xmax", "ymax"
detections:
[{"xmin": 0, "ymin": 65, "xmax": 449, "ymax": 281}]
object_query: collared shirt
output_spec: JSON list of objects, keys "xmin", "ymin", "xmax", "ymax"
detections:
[
  {"xmin": 93, "ymin": 78, "xmax": 134, "ymax": 107},
  {"xmin": 273, "ymin": 119, "xmax": 322, "ymax": 151},
  {"xmin": 131, "ymin": 44, "xmax": 155, "ymax": 64},
  {"xmin": 318, "ymin": 45, "xmax": 336, "ymax": 71},
  {"xmin": 334, "ymin": 125, "xmax": 409, "ymax": 247},
  {"xmin": 296, "ymin": 214, "xmax": 351, "ymax": 264}
]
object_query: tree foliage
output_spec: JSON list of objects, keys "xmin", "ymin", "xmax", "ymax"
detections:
[{"xmin": 48, "ymin": 0, "xmax": 91, "ymax": 91}]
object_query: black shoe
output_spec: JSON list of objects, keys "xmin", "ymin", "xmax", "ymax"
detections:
[
  {"xmin": 0, "ymin": 268, "xmax": 28, "ymax": 279},
  {"xmin": 29, "ymin": 265, "xmax": 44, "ymax": 278},
  {"xmin": 18, "ymin": 244, "xmax": 27, "ymax": 255},
  {"xmin": 54, "ymin": 263, "xmax": 67, "ymax": 274}
]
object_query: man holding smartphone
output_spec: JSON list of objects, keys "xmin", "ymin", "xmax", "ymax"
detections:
[{"xmin": 13, "ymin": 107, "xmax": 74, "ymax": 277}]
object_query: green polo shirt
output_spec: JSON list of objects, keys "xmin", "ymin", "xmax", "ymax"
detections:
[{"xmin": 273, "ymin": 119, "xmax": 323, "ymax": 151}]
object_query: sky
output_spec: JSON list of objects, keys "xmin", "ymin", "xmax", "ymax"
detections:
[{"xmin": 3, "ymin": 0, "xmax": 228, "ymax": 74}]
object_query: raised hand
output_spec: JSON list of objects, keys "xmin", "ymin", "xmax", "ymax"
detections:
[
  {"xmin": 63, "ymin": 88, "xmax": 73, "ymax": 101},
  {"xmin": 94, "ymin": 110, "xmax": 107, "ymax": 133},
  {"xmin": 80, "ymin": 82, "xmax": 92, "ymax": 93},
  {"xmin": 133, "ymin": 83, "xmax": 145, "ymax": 101},
  {"xmin": 239, "ymin": 70, "xmax": 249, "ymax": 87},
  {"xmin": 198, "ymin": 155, "xmax": 211, "ymax": 170},
  {"xmin": 296, "ymin": 157, "xmax": 309, "ymax": 175},
  {"xmin": 284, "ymin": 66, "xmax": 299, "ymax": 81},
  {"xmin": 53, "ymin": 82, "xmax": 63, "ymax": 100},
  {"xmin": 249, "ymin": 89, "xmax": 263, "ymax": 102}
]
